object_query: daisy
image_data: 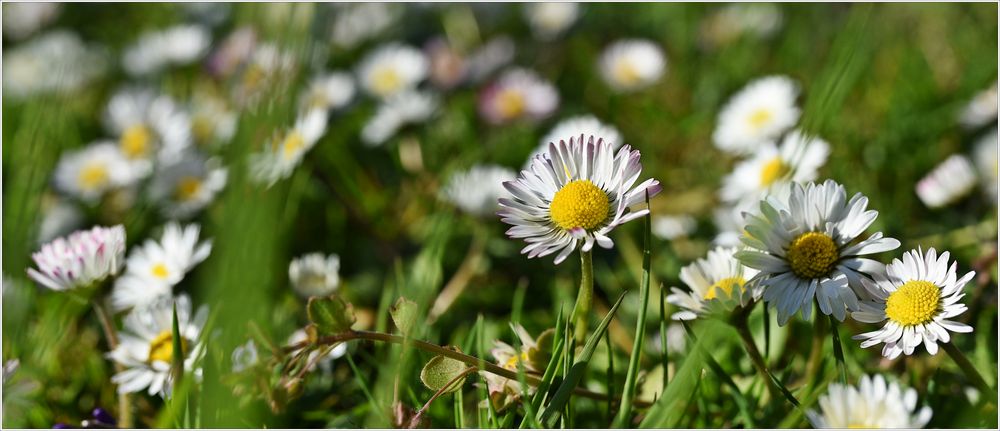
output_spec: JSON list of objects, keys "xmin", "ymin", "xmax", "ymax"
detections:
[
  {"xmin": 498, "ymin": 135, "xmax": 662, "ymax": 264},
  {"xmin": 2, "ymin": 31, "xmax": 108, "ymax": 100},
  {"xmin": 652, "ymin": 214, "xmax": 697, "ymax": 240},
  {"xmin": 915, "ymin": 155, "xmax": 977, "ymax": 209},
  {"xmin": 807, "ymin": 374, "xmax": 932, "ymax": 428},
  {"xmin": 713, "ymin": 75, "xmax": 800, "ymax": 155},
  {"xmin": 232, "ymin": 43, "xmax": 298, "ymax": 109},
  {"xmin": 27, "ymin": 225, "xmax": 126, "ymax": 292},
  {"xmin": 123, "ymin": 25, "xmax": 211, "ymax": 76},
  {"xmin": 958, "ymin": 81, "xmax": 997, "ymax": 130},
  {"xmin": 736, "ymin": 180, "xmax": 900, "ymax": 325},
  {"xmin": 53, "ymin": 142, "xmax": 137, "ymax": 203},
  {"xmin": 464, "ymin": 37, "xmax": 517, "ymax": 84},
  {"xmin": 286, "ymin": 328, "xmax": 348, "ymax": 373},
  {"xmin": 441, "ymin": 164, "xmax": 515, "ymax": 217},
  {"xmin": 206, "ymin": 27, "xmax": 257, "ymax": 79},
  {"xmin": 104, "ymin": 87, "xmax": 192, "ymax": 175},
  {"xmin": 973, "ymin": 128, "xmax": 998, "ymax": 203},
  {"xmin": 189, "ymin": 90, "xmax": 237, "ymax": 147},
  {"xmin": 538, "ymin": 115, "xmax": 623, "ymax": 158},
  {"xmin": 720, "ymin": 129, "xmax": 830, "ymax": 206},
  {"xmin": 111, "ymin": 223, "xmax": 212, "ymax": 311},
  {"xmin": 852, "ymin": 248, "xmax": 974, "ymax": 359},
  {"xmin": 360, "ymin": 90, "xmax": 438, "ymax": 146},
  {"xmin": 483, "ymin": 325, "xmax": 551, "ymax": 410},
  {"xmin": 147, "ymin": 150, "xmax": 228, "ymax": 219},
  {"xmin": 478, "ymin": 68, "xmax": 559, "ymax": 125},
  {"xmin": 356, "ymin": 43, "xmax": 428, "ymax": 100},
  {"xmin": 329, "ymin": 3, "xmax": 401, "ymax": 49},
  {"xmin": 288, "ymin": 253, "xmax": 341, "ymax": 298},
  {"xmin": 250, "ymin": 109, "xmax": 327, "ymax": 185},
  {"xmin": 109, "ymin": 294, "xmax": 207, "ymax": 396},
  {"xmin": 2, "ymin": 2, "xmax": 60, "ymax": 40},
  {"xmin": 668, "ymin": 247, "xmax": 758, "ymax": 320},
  {"xmin": 598, "ymin": 39, "xmax": 667, "ymax": 93},
  {"xmin": 300, "ymin": 72, "xmax": 356, "ymax": 112},
  {"xmin": 699, "ymin": 3, "xmax": 783, "ymax": 49},
  {"xmin": 523, "ymin": 2, "xmax": 579, "ymax": 40}
]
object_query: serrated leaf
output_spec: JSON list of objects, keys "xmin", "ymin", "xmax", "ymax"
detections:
[
  {"xmin": 307, "ymin": 295, "xmax": 355, "ymax": 335},
  {"xmin": 390, "ymin": 297, "xmax": 418, "ymax": 336},
  {"xmin": 420, "ymin": 354, "xmax": 469, "ymax": 393}
]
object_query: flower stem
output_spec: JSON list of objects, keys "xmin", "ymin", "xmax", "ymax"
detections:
[
  {"xmin": 732, "ymin": 308, "xmax": 799, "ymax": 408},
  {"xmin": 91, "ymin": 299, "xmax": 133, "ymax": 428},
  {"xmin": 942, "ymin": 341, "xmax": 995, "ymax": 399},
  {"xmin": 572, "ymin": 249, "xmax": 594, "ymax": 344}
]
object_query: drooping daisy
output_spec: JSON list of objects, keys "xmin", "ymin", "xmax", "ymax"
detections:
[
  {"xmin": 958, "ymin": 81, "xmax": 998, "ymax": 130},
  {"xmin": 2, "ymin": 2, "xmax": 60, "ymax": 40},
  {"xmin": 720, "ymin": 129, "xmax": 830, "ymax": 206},
  {"xmin": 736, "ymin": 180, "xmax": 900, "ymax": 325},
  {"xmin": 523, "ymin": 2, "xmax": 579, "ymax": 40},
  {"xmin": 538, "ymin": 115, "xmax": 623, "ymax": 158},
  {"xmin": 699, "ymin": 3, "xmax": 783, "ymax": 49},
  {"xmin": 300, "ymin": 72, "xmax": 356, "ymax": 112},
  {"xmin": 478, "ymin": 68, "xmax": 559, "ymax": 125},
  {"xmin": 147, "ymin": 150, "xmax": 228, "ymax": 219},
  {"xmin": 668, "ymin": 247, "xmax": 759, "ymax": 320},
  {"xmin": 189, "ymin": 89, "xmax": 237, "ymax": 147},
  {"xmin": 356, "ymin": 43, "xmax": 428, "ymax": 100},
  {"xmin": 441, "ymin": 164, "xmax": 515, "ymax": 217},
  {"xmin": 483, "ymin": 325, "xmax": 552, "ymax": 410},
  {"xmin": 652, "ymin": 214, "xmax": 697, "ymax": 240},
  {"xmin": 361, "ymin": 90, "xmax": 438, "ymax": 146},
  {"xmin": 27, "ymin": 225, "xmax": 126, "ymax": 292},
  {"xmin": 598, "ymin": 39, "xmax": 667, "ymax": 93},
  {"xmin": 973, "ymin": 128, "xmax": 998, "ymax": 203},
  {"xmin": 122, "ymin": 25, "xmax": 211, "ymax": 76},
  {"xmin": 53, "ymin": 142, "xmax": 137, "ymax": 203},
  {"xmin": 2, "ymin": 31, "xmax": 108, "ymax": 100},
  {"xmin": 108, "ymin": 294, "xmax": 207, "ymax": 396},
  {"xmin": 249, "ymin": 109, "xmax": 327, "ymax": 186},
  {"xmin": 852, "ymin": 248, "xmax": 974, "ymax": 359},
  {"xmin": 807, "ymin": 374, "xmax": 932, "ymax": 428},
  {"xmin": 104, "ymin": 87, "xmax": 192, "ymax": 175},
  {"xmin": 915, "ymin": 155, "xmax": 977, "ymax": 209},
  {"xmin": 111, "ymin": 223, "xmax": 212, "ymax": 311},
  {"xmin": 713, "ymin": 75, "xmax": 800, "ymax": 155},
  {"xmin": 288, "ymin": 253, "xmax": 341, "ymax": 298},
  {"xmin": 498, "ymin": 135, "xmax": 662, "ymax": 264}
]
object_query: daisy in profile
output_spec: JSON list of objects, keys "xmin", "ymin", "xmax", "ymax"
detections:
[
  {"xmin": 441, "ymin": 164, "xmax": 515, "ymax": 217},
  {"xmin": 122, "ymin": 25, "xmax": 211, "ymax": 76},
  {"xmin": 300, "ymin": 72, "xmax": 356, "ymax": 112},
  {"xmin": 147, "ymin": 150, "xmax": 228, "ymax": 219},
  {"xmin": 958, "ymin": 81, "xmax": 997, "ymax": 130},
  {"xmin": 478, "ymin": 68, "xmax": 559, "ymax": 125},
  {"xmin": 104, "ymin": 87, "xmax": 192, "ymax": 175},
  {"xmin": 973, "ymin": 128, "xmax": 998, "ymax": 203},
  {"xmin": 538, "ymin": 115, "xmax": 622, "ymax": 157},
  {"xmin": 27, "ymin": 225, "xmax": 126, "ymax": 292},
  {"xmin": 598, "ymin": 39, "xmax": 667, "ymax": 93},
  {"xmin": 736, "ymin": 180, "xmax": 900, "ymax": 324},
  {"xmin": 53, "ymin": 142, "xmax": 137, "ymax": 202},
  {"xmin": 109, "ymin": 294, "xmax": 207, "ymax": 396},
  {"xmin": 361, "ymin": 90, "xmax": 438, "ymax": 146},
  {"xmin": 111, "ymin": 223, "xmax": 212, "ymax": 311},
  {"xmin": 498, "ymin": 135, "xmax": 662, "ymax": 264},
  {"xmin": 713, "ymin": 75, "xmax": 800, "ymax": 155},
  {"xmin": 288, "ymin": 252, "xmax": 341, "ymax": 298},
  {"xmin": 852, "ymin": 248, "xmax": 974, "ymax": 359},
  {"xmin": 720, "ymin": 129, "xmax": 830, "ymax": 206},
  {"xmin": 915, "ymin": 155, "xmax": 977, "ymax": 209},
  {"xmin": 250, "ymin": 109, "xmax": 327, "ymax": 185},
  {"xmin": 357, "ymin": 43, "xmax": 428, "ymax": 100},
  {"xmin": 523, "ymin": 2, "xmax": 579, "ymax": 40},
  {"xmin": 652, "ymin": 214, "xmax": 697, "ymax": 241},
  {"xmin": 667, "ymin": 247, "xmax": 758, "ymax": 320},
  {"xmin": 807, "ymin": 374, "xmax": 932, "ymax": 429},
  {"xmin": 483, "ymin": 325, "xmax": 552, "ymax": 410}
]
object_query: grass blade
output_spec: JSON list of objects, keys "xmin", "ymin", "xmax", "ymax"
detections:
[{"xmin": 828, "ymin": 315, "xmax": 848, "ymax": 384}]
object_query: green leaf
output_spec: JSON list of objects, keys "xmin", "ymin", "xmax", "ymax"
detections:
[
  {"xmin": 307, "ymin": 295, "xmax": 356, "ymax": 335},
  {"xmin": 420, "ymin": 353, "xmax": 469, "ymax": 393},
  {"xmin": 390, "ymin": 297, "xmax": 419, "ymax": 336},
  {"xmin": 171, "ymin": 301, "xmax": 184, "ymax": 387}
]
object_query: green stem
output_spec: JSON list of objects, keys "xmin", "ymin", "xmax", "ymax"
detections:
[
  {"xmin": 612, "ymin": 202, "xmax": 652, "ymax": 428},
  {"xmin": 572, "ymin": 249, "xmax": 594, "ymax": 344},
  {"xmin": 828, "ymin": 315, "xmax": 848, "ymax": 384},
  {"xmin": 92, "ymin": 299, "xmax": 133, "ymax": 428},
  {"xmin": 942, "ymin": 341, "xmax": 995, "ymax": 398},
  {"xmin": 732, "ymin": 308, "xmax": 799, "ymax": 408}
]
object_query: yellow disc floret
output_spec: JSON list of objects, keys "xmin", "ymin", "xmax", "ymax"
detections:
[
  {"xmin": 549, "ymin": 180, "xmax": 611, "ymax": 231},
  {"xmin": 120, "ymin": 124, "xmax": 153, "ymax": 159},
  {"xmin": 747, "ymin": 108, "xmax": 773, "ymax": 131},
  {"xmin": 759, "ymin": 157, "xmax": 790, "ymax": 186},
  {"xmin": 885, "ymin": 280, "xmax": 941, "ymax": 326},
  {"xmin": 280, "ymin": 131, "xmax": 306, "ymax": 160},
  {"xmin": 174, "ymin": 176, "xmax": 203, "ymax": 202},
  {"xmin": 150, "ymin": 263, "xmax": 170, "ymax": 280},
  {"xmin": 496, "ymin": 88, "xmax": 525, "ymax": 119},
  {"xmin": 703, "ymin": 276, "xmax": 746, "ymax": 300},
  {"xmin": 78, "ymin": 163, "xmax": 110, "ymax": 191},
  {"xmin": 371, "ymin": 66, "xmax": 402, "ymax": 96},
  {"xmin": 613, "ymin": 60, "xmax": 641, "ymax": 87},
  {"xmin": 147, "ymin": 330, "xmax": 189, "ymax": 364},
  {"xmin": 786, "ymin": 232, "xmax": 839, "ymax": 279}
]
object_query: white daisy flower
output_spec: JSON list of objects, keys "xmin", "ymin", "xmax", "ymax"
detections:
[
  {"xmin": 650, "ymin": 322, "xmax": 688, "ymax": 356},
  {"xmin": 27, "ymin": 225, "xmax": 126, "ymax": 292},
  {"xmin": 465, "ymin": 36, "xmax": 517, "ymax": 84},
  {"xmin": 713, "ymin": 75, "xmax": 800, "ymax": 155},
  {"xmin": 441, "ymin": 164, "xmax": 516, "ymax": 217},
  {"xmin": 231, "ymin": 340, "xmax": 259, "ymax": 373},
  {"xmin": 288, "ymin": 253, "xmax": 341, "ymax": 298},
  {"xmin": 2, "ymin": 2, "xmax": 60, "ymax": 40},
  {"xmin": 189, "ymin": 91, "xmax": 238, "ymax": 147},
  {"xmin": 598, "ymin": 39, "xmax": 667, "ymax": 93},
  {"xmin": 667, "ymin": 247, "xmax": 759, "ymax": 320},
  {"xmin": 123, "ymin": 25, "xmax": 211, "ymax": 76},
  {"xmin": 538, "ymin": 115, "xmax": 623, "ymax": 158},
  {"xmin": 109, "ymin": 294, "xmax": 207, "ymax": 396},
  {"xmin": 111, "ymin": 223, "xmax": 212, "ymax": 311},
  {"xmin": 720, "ymin": 129, "xmax": 830, "ymax": 205},
  {"xmin": 736, "ymin": 180, "xmax": 901, "ymax": 325},
  {"xmin": 699, "ymin": 3, "xmax": 783, "ymax": 49},
  {"xmin": 915, "ymin": 155, "xmax": 977, "ymax": 209},
  {"xmin": 973, "ymin": 128, "xmax": 998, "ymax": 203},
  {"xmin": 37, "ymin": 195, "xmax": 84, "ymax": 245},
  {"xmin": 301, "ymin": 72, "xmax": 356, "ymax": 112},
  {"xmin": 287, "ymin": 328, "xmax": 348, "ymax": 372},
  {"xmin": 852, "ymin": 248, "xmax": 974, "ymax": 359},
  {"xmin": 478, "ymin": 68, "xmax": 559, "ymax": 125},
  {"xmin": 807, "ymin": 374, "xmax": 932, "ymax": 428},
  {"xmin": 206, "ymin": 26, "xmax": 257, "ymax": 79},
  {"xmin": 2, "ymin": 31, "xmax": 107, "ymax": 100},
  {"xmin": 328, "ymin": 3, "xmax": 401, "ymax": 49},
  {"xmin": 652, "ymin": 214, "xmax": 697, "ymax": 240},
  {"xmin": 712, "ymin": 205, "xmax": 747, "ymax": 248},
  {"xmin": 104, "ymin": 88, "xmax": 192, "ymax": 175},
  {"xmin": 958, "ymin": 81, "xmax": 998, "ymax": 130},
  {"xmin": 232, "ymin": 43, "xmax": 299, "ymax": 109},
  {"xmin": 148, "ymin": 150, "xmax": 228, "ymax": 220},
  {"xmin": 498, "ymin": 135, "xmax": 662, "ymax": 264},
  {"xmin": 360, "ymin": 90, "xmax": 438, "ymax": 146},
  {"xmin": 250, "ymin": 109, "xmax": 327, "ymax": 186},
  {"xmin": 484, "ymin": 325, "xmax": 551, "ymax": 410},
  {"xmin": 523, "ymin": 2, "xmax": 579, "ymax": 40},
  {"xmin": 356, "ymin": 43, "xmax": 428, "ymax": 100},
  {"xmin": 53, "ymin": 142, "xmax": 138, "ymax": 202}
]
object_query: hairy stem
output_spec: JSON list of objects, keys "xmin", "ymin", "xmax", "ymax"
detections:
[
  {"xmin": 92, "ymin": 299, "xmax": 133, "ymax": 428},
  {"xmin": 572, "ymin": 250, "xmax": 594, "ymax": 344}
]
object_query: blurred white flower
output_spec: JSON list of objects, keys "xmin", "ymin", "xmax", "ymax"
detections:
[
  {"xmin": 104, "ymin": 88, "xmax": 193, "ymax": 176},
  {"xmin": 539, "ymin": 115, "xmax": 622, "ymax": 152},
  {"xmin": 357, "ymin": 43, "xmax": 428, "ymax": 99},
  {"xmin": 524, "ymin": 2, "xmax": 579, "ymax": 40},
  {"xmin": 807, "ymin": 374, "xmax": 932, "ymax": 428},
  {"xmin": 37, "ymin": 195, "xmax": 84, "ymax": 245},
  {"xmin": 231, "ymin": 340, "xmax": 259, "ymax": 373},
  {"xmin": 652, "ymin": 215, "xmax": 697, "ymax": 240},
  {"xmin": 123, "ymin": 25, "xmax": 211, "ymax": 76},
  {"xmin": 699, "ymin": 3, "xmax": 783, "ymax": 49},
  {"xmin": 649, "ymin": 322, "xmax": 687, "ymax": 356},
  {"xmin": 329, "ymin": 3, "xmax": 401, "ymax": 49},
  {"xmin": 2, "ymin": 31, "xmax": 107, "ymax": 100},
  {"xmin": 973, "ymin": 128, "xmax": 998, "ymax": 203},
  {"xmin": 483, "ymin": 325, "xmax": 551, "ymax": 410},
  {"xmin": 478, "ymin": 68, "xmax": 559, "ymax": 125},
  {"xmin": 599, "ymin": 39, "xmax": 667, "ymax": 93},
  {"xmin": 189, "ymin": 91, "xmax": 237, "ymax": 147},
  {"xmin": 2, "ymin": 2, "xmax": 60, "ymax": 40},
  {"xmin": 958, "ymin": 81, "xmax": 998, "ymax": 129},
  {"xmin": 289, "ymin": 253, "xmax": 341, "ymax": 298},
  {"xmin": 711, "ymin": 205, "xmax": 745, "ymax": 249},
  {"xmin": 148, "ymin": 150, "xmax": 228, "ymax": 219},
  {"xmin": 465, "ymin": 37, "xmax": 517, "ymax": 84},
  {"xmin": 713, "ymin": 75, "xmax": 800, "ymax": 155},
  {"xmin": 301, "ymin": 72, "xmax": 356, "ymax": 112},
  {"xmin": 27, "ymin": 225, "xmax": 126, "ymax": 292},
  {"xmin": 668, "ymin": 247, "xmax": 758, "ymax": 320},
  {"xmin": 250, "ymin": 109, "xmax": 328, "ymax": 186},
  {"xmin": 720, "ymin": 129, "xmax": 830, "ymax": 206},
  {"xmin": 915, "ymin": 154, "xmax": 977, "ymax": 209},
  {"xmin": 207, "ymin": 27, "xmax": 257, "ymax": 78},
  {"xmin": 53, "ymin": 142, "xmax": 138, "ymax": 202},
  {"xmin": 361, "ymin": 90, "xmax": 438, "ymax": 146},
  {"xmin": 426, "ymin": 36, "xmax": 517, "ymax": 90},
  {"xmin": 441, "ymin": 164, "xmax": 515, "ymax": 217},
  {"xmin": 287, "ymin": 328, "xmax": 348, "ymax": 373},
  {"xmin": 111, "ymin": 223, "xmax": 212, "ymax": 311}
]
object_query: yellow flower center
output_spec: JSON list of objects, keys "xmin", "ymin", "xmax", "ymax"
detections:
[
  {"xmin": 503, "ymin": 351, "xmax": 531, "ymax": 371},
  {"xmin": 147, "ymin": 330, "xmax": 189, "ymax": 364},
  {"xmin": 77, "ymin": 162, "xmax": 110, "ymax": 191},
  {"xmin": 120, "ymin": 124, "xmax": 153, "ymax": 159},
  {"xmin": 703, "ymin": 276, "xmax": 746, "ymax": 300},
  {"xmin": 496, "ymin": 88, "xmax": 526, "ymax": 119},
  {"xmin": 759, "ymin": 157, "xmax": 790, "ymax": 186},
  {"xmin": 613, "ymin": 60, "xmax": 642, "ymax": 86},
  {"xmin": 280, "ymin": 131, "xmax": 306, "ymax": 160},
  {"xmin": 242, "ymin": 64, "xmax": 265, "ymax": 91},
  {"xmin": 371, "ymin": 66, "xmax": 402, "ymax": 96},
  {"xmin": 150, "ymin": 263, "xmax": 170, "ymax": 280},
  {"xmin": 885, "ymin": 280, "xmax": 941, "ymax": 326},
  {"xmin": 549, "ymin": 179, "xmax": 611, "ymax": 231},
  {"xmin": 747, "ymin": 108, "xmax": 773, "ymax": 131},
  {"xmin": 786, "ymin": 232, "xmax": 839, "ymax": 279},
  {"xmin": 174, "ymin": 176, "xmax": 203, "ymax": 202},
  {"xmin": 192, "ymin": 116, "xmax": 215, "ymax": 144}
]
